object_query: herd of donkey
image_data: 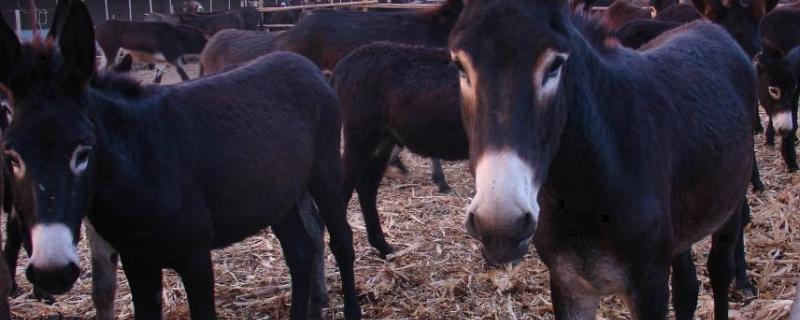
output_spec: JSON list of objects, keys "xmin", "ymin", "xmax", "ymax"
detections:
[{"xmin": 0, "ymin": 0, "xmax": 797, "ymax": 318}]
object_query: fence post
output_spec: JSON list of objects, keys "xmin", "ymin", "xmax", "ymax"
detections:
[
  {"xmin": 104, "ymin": 0, "xmax": 109, "ymax": 20},
  {"xmin": 14, "ymin": 10, "xmax": 21, "ymax": 38},
  {"xmin": 128, "ymin": 0, "xmax": 133, "ymax": 20}
]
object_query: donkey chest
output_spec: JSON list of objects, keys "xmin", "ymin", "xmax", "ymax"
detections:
[{"xmin": 545, "ymin": 248, "xmax": 630, "ymax": 297}]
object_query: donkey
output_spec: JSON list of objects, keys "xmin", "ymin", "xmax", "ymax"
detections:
[
  {"xmin": 200, "ymin": 0, "xmax": 464, "ymax": 194},
  {"xmin": 200, "ymin": 29, "xmax": 284, "ymax": 76},
  {"xmin": 451, "ymin": 1, "xmax": 756, "ymax": 319},
  {"xmin": 755, "ymin": 6, "xmax": 800, "ymax": 171},
  {"xmin": 0, "ymin": 108, "xmax": 10, "ymax": 320},
  {"xmin": 178, "ymin": 10, "xmax": 246, "ymax": 33},
  {"xmin": 147, "ymin": 7, "xmax": 260, "ymax": 31},
  {"xmin": 96, "ymin": 20, "xmax": 209, "ymax": 84},
  {"xmin": 280, "ymin": 0, "xmax": 463, "ymax": 71},
  {"xmin": 792, "ymin": 281, "xmax": 800, "ymax": 319},
  {"xmin": 0, "ymin": 1, "xmax": 360, "ymax": 319},
  {"xmin": 334, "ymin": 43, "xmax": 468, "ymax": 257}
]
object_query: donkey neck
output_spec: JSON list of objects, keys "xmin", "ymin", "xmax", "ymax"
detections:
[
  {"xmin": 763, "ymin": 9, "xmax": 800, "ymax": 53},
  {"xmin": 85, "ymin": 80, "xmax": 191, "ymax": 205},
  {"xmin": 547, "ymin": 34, "xmax": 654, "ymax": 207}
]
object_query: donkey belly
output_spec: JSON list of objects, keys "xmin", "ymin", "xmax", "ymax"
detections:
[{"xmin": 127, "ymin": 49, "xmax": 169, "ymax": 64}]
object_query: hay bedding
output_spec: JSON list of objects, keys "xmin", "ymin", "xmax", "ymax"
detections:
[{"xmin": 5, "ymin": 64, "xmax": 799, "ymax": 319}]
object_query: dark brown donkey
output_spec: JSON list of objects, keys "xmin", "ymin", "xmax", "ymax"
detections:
[
  {"xmin": 756, "ymin": 6, "xmax": 800, "ymax": 172},
  {"xmin": 334, "ymin": 43, "xmax": 467, "ymax": 257},
  {"xmin": 96, "ymin": 20, "xmax": 209, "ymax": 84},
  {"xmin": 0, "ymin": 1, "xmax": 360, "ymax": 319},
  {"xmin": 451, "ymin": 1, "xmax": 756, "ymax": 319}
]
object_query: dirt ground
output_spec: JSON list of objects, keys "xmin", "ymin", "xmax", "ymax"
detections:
[{"xmin": 7, "ymin": 62, "xmax": 800, "ymax": 319}]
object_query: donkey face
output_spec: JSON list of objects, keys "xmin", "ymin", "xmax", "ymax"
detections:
[
  {"xmin": 0, "ymin": 0, "xmax": 97, "ymax": 295},
  {"xmin": 756, "ymin": 51, "xmax": 797, "ymax": 135},
  {"xmin": 692, "ymin": 0, "xmax": 779, "ymax": 57},
  {"xmin": 450, "ymin": 0, "xmax": 571, "ymax": 265}
]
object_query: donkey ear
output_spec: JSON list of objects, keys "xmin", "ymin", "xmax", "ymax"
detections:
[
  {"xmin": 0, "ymin": 13, "xmax": 21, "ymax": 81},
  {"xmin": 692, "ymin": 0, "xmax": 726, "ymax": 20},
  {"xmin": 57, "ymin": 0, "xmax": 96, "ymax": 86},
  {"xmin": 752, "ymin": 0, "xmax": 779, "ymax": 18},
  {"xmin": 48, "ymin": 0, "xmax": 71, "ymax": 39}
]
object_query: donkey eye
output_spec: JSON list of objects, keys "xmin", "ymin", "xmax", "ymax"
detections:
[
  {"xmin": 70, "ymin": 145, "xmax": 92, "ymax": 175},
  {"xmin": 768, "ymin": 86, "xmax": 781, "ymax": 100},
  {"xmin": 4, "ymin": 149, "xmax": 25, "ymax": 179},
  {"xmin": 452, "ymin": 60, "xmax": 470, "ymax": 83},
  {"xmin": 544, "ymin": 56, "xmax": 565, "ymax": 83},
  {"xmin": 1, "ymin": 101, "xmax": 13, "ymax": 125}
]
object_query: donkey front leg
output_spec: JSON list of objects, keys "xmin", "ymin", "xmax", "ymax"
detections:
[
  {"xmin": 86, "ymin": 223, "xmax": 119, "ymax": 320},
  {"xmin": 3, "ymin": 212, "xmax": 21, "ymax": 296},
  {"xmin": 626, "ymin": 265, "xmax": 670, "ymax": 320},
  {"xmin": 782, "ymin": 134, "xmax": 798, "ymax": 172},
  {"xmin": 549, "ymin": 273, "xmax": 600, "ymax": 320},
  {"xmin": 671, "ymin": 250, "xmax": 699, "ymax": 320},
  {"xmin": 121, "ymin": 256, "xmax": 164, "ymax": 320},
  {"xmin": 174, "ymin": 250, "xmax": 216, "ymax": 320}
]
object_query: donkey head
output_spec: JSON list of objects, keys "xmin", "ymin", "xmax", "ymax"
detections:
[
  {"xmin": 451, "ymin": 0, "xmax": 573, "ymax": 265},
  {"xmin": 0, "ymin": 0, "xmax": 97, "ymax": 294},
  {"xmin": 756, "ymin": 48, "xmax": 798, "ymax": 136},
  {"xmin": 691, "ymin": 0, "xmax": 779, "ymax": 57}
]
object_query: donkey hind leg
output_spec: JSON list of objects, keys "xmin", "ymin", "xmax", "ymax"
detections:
[
  {"xmin": 152, "ymin": 64, "xmax": 168, "ymax": 84},
  {"xmin": 274, "ymin": 206, "xmax": 318, "ymax": 320},
  {"xmin": 174, "ymin": 250, "xmax": 216, "ymax": 320},
  {"xmin": 309, "ymin": 144, "xmax": 361, "ymax": 319},
  {"xmin": 430, "ymin": 158, "xmax": 451, "ymax": 194},
  {"xmin": 766, "ymin": 119, "xmax": 776, "ymax": 147},
  {"xmin": 733, "ymin": 200, "xmax": 757, "ymax": 299},
  {"xmin": 750, "ymin": 155, "xmax": 765, "ymax": 192},
  {"xmin": 121, "ymin": 256, "xmax": 164, "ymax": 320},
  {"xmin": 86, "ymin": 223, "xmax": 119, "ymax": 320},
  {"xmin": 782, "ymin": 134, "xmax": 798, "ymax": 172},
  {"xmin": 356, "ymin": 139, "xmax": 396, "ymax": 257},
  {"xmin": 172, "ymin": 58, "xmax": 191, "ymax": 82},
  {"xmin": 708, "ymin": 204, "xmax": 743, "ymax": 320},
  {"xmin": 754, "ymin": 108, "xmax": 764, "ymax": 135},
  {"xmin": 671, "ymin": 250, "xmax": 699, "ymax": 320},
  {"xmin": 297, "ymin": 193, "xmax": 329, "ymax": 318},
  {"xmin": 549, "ymin": 273, "xmax": 601, "ymax": 320},
  {"xmin": 388, "ymin": 147, "xmax": 409, "ymax": 175}
]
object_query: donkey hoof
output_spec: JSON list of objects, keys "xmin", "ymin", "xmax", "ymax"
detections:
[
  {"xmin": 33, "ymin": 287, "xmax": 56, "ymax": 304},
  {"xmin": 376, "ymin": 244, "xmax": 395, "ymax": 259},
  {"xmin": 733, "ymin": 284, "xmax": 758, "ymax": 301},
  {"xmin": 344, "ymin": 304, "xmax": 362, "ymax": 320},
  {"xmin": 438, "ymin": 185, "xmax": 452, "ymax": 194},
  {"xmin": 752, "ymin": 181, "xmax": 765, "ymax": 192},
  {"xmin": 788, "ymin": 165, "xmax": 799, "ymax": 173}
]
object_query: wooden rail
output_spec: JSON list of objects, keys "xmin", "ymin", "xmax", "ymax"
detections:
[{"xmin": 258, "ymin": 0, "xmax": 379, "ymax": 12}]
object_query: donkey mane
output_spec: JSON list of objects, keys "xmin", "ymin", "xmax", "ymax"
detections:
[
  {"xmin": 90, "ymin": 71, "xmax": 144, "ymax": 99},
  {"xmin": 421, "ymin": 0, "xmax": 464, "ymax": 19},
  {"xmin": 571, "ymin": 13, "xmax": 615, "ymax": 53}
]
